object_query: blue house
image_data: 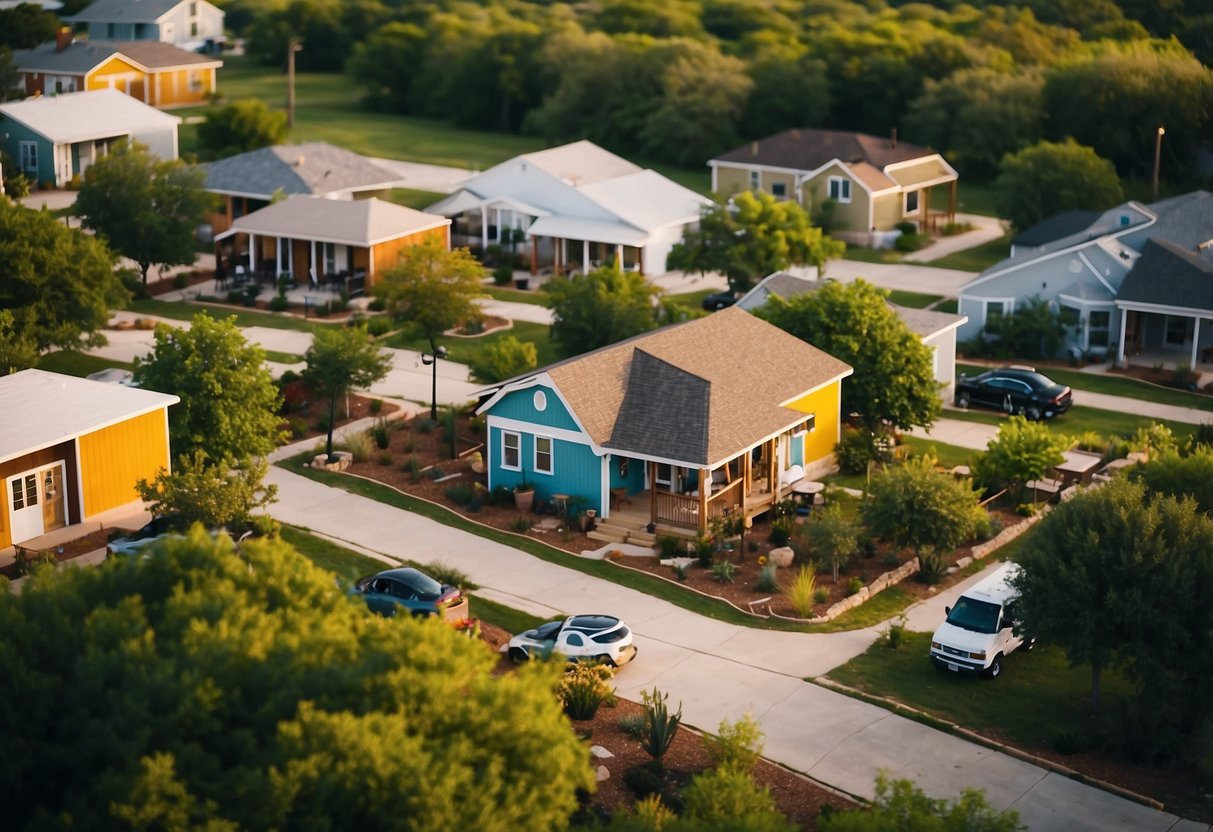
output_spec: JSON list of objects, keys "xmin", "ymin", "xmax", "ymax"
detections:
[{"xmin": 475, "ymin": 307, "xmax": 852, "ymax": 543}]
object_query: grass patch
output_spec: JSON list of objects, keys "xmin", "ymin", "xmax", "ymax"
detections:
[
  {"xmin": 945, "ymin": 404, "xmax": 1196, "ymax": 443},
  {"xmin": 263, "ymin": 350, "xmax": 304, "ymax": 365},
  {"xmin": 958, "ymin": 363, "xmax": 1213, "ymax": 412},
  {"xmin": 933, "ymin": 299, "xmax": 958, "ymax": 314},
  {"xmin": 826, "ymin": 631, "xmax": 1133, "ymax": 753},
  {"xmin": 129, "ymin": 298, "xmax": 322, "ymax": 333},
  {"xmin": 280, "ymin": 525, "xmax": 385, "ymax": 583},
  {"xmin": 469, "ymin": 594, "xmax": 550, "ymax": 635},
  {"xmin": 841, "ymin": 246, "xmax": 902, "ymax": 265},
  {"xmin": 886, "ymin": 290, "xmax": 943, "ymax": 309},
  {"xmin": 900, "ymin": 436, "xmax": 981, "ymax": 468},
  {"xmin": 386, "ymin": 188, "xmax": 448, "ymax": 210},
  {"xmin": 482, "ymin": 286, "xmax": 551, "ymax": 307},
  {"xmin": 37, "ymin": 350, "xmax": 133, "ymax": 378},
  {"xmin": 926, "ymin": 234, "xmax": 1010, "ymax": 272},
  {"xmin": 809, "ymin": 587, "xmax": 915, "ymax": 633},
  {"xmin": 387, "ymin": 320, "xmax": 559, "ymax": 371}
]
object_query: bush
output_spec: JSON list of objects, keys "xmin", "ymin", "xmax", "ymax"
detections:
[
  {"xmin": 894, "ymin": 232, "xmax": 927, "ymax": 252},
  {"xmin": 511, "ymin": 516, "xmax": 532, "ymax": 533},
  {"xmin": 226, "ymin": 289, "xmax": 245, "ymax": 305},
  {"xmin": 493, "ymin": 263, "xmax": 514, "ymax": 285},
  {"xmin": 707, "ymin": 714, "xmax": 763, "ymax": 774},
  {"xmin": 14, "ymin": 548, "xmax": 56, "ymax": 576},
  {"xmin": 681, "ymin": 766, "xmax": 782, "ymax": 825},
  {"xmin": 414, "ymin": 417, "xmax": 436, "ymax": 434},
  {"xmin": 371, "ymin": 418, "xmax": 391, "ymax": 449},
  {"xmin": 879, "ymin": 617, "xmax": 907, "ymax": 650},
  {"xmin": 640, "ymin": 688, "xmax": 682, "ymax": 767},
  {"xmin": 695, "ymin": 534, "xmax": 713, "ymax": 568},
  {"xmin": 846, "ymin": 576, "xmax": 863, "ymax": 596},
  {"xmin": 343, "ymin": 431, "xmax": 372, "ymax": 463},
  {"xmin": 558, "ymin": 663, "xmax": 615, "ymax": 721},
  {"xmin": 917, "ymin": 551, "xmax": 947, "ymax": 585},
  {"xmin": 1051, "ymin": 726, "xmax": 1091, "ymax": 755},
  {"xmin": 445, "ymin": 484, "xmax": 475, "ymax": 506},
  {"xmin": 618, "ymin": 712, "xmax": 647, "ymax": 739},
  {"xmin": 711, "ymin": 559, "xmax": 736, "ymax": 583},
  {"xmin": 402, "ymin": 455, "xmax": 422, "ymax": 481},
  {"xmin": 312, "ymin": 414, "xmax": 330, "ymax": 434},
  {"xmin": 813, "ymin": 587, "xmax": 829, "ymax": 604},
  {"xmin": 623, "ymin": 762, "xmax": 666, "ymax": 799},
  {"xmin": 1072, "ymin": 430, "xmax": 1106, "ymax": 453},
  {"xmin": 366, "ymin": 315, "xmax": 393, "ymax": 337},
  {"xmin": 658, "ymin": 535, "xmax": 682, "ymax": 559},
  {"xmin": 786, "ymin": 565, "xmax": 818, "ymax": 617},
  {"xmin": 174, "ymin": 272, "xmax": 189, "ymax": 289},
  {"xmin": 366, "ymin": 296, "xmax": 386, "ymax": 312},
  {"xmin": 769, "ymin": 515, "xmax": 794, "ymax": 547},
  {"xmin": 288, "ymin": 417, "xmax": 309, "ymax": 439},
  {"xmin": 369, "ymin": 398, "xmax": 383, "ymax": 415},
  {"xmin": 673, "ymin": 563, "xmax": 688, "ymax": 581},
  {"xmin": 425, "ymin": 466, "xmax": 445, "ymax": 480},
  {"xmin": 835, "ymin": 428, "xmax": 888, "ymax": 474},
  {"xmin": 249, "ymin": 514, "xmax": 280, "ymax": 538},
  {"xmin": 376, "ymin": 452, "xmax": 392, "ymax": 465},
  {"xmin": 268, "ymin": 293, "xmax": 289, "ymax": 312},
  {"xmin": 895, "ymin": 220, "xmax": 917, "ymax": 234},
  {"xmin": 755, "ymin": 563, "xmax": 779, "ymax": 593}
]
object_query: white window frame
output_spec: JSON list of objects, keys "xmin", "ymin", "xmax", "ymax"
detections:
[
  {"xmin": 18, "ymin": 140, "xmax": 37, "ymax": 172},
  {"xmin": 533, "ymin": 435, "xmax": 553, "ymax": 475},
  {"xmin": 983, "ymin": 298, "xmax": 1014, "ymax": 329},
  {"xmin": 749, "ymin": 169, "xmax": 760, "ymax": 190},
  {"xmin": 771, "ymin": 181, "xmax": 786, "ymax": 198},
  {"xmin": 828, "ymin": 176, "xmax": 851, "ymax": 204},
  {"xmin": 903, "ymin": 189, "xmax": 919, "ymax": 215},
  {"xmin": 501, "ymin": 431, "xmax": 521, "ymax": 471}
]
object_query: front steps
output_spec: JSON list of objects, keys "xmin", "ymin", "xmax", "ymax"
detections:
[{"xmin": 587, "ymin": 519, "xmax": 659, "ymax": 549}]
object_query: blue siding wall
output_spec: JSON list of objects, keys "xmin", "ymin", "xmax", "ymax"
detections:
[
  {"xmin": 488, "ymin": 426, "xmax": 603, "ymax": 511},
  {"xmin": 608, "ymin": 454, "xmax": 646, "ymax": 494},
  {"xmin": 491, "ymin": 385, "xmax": 579, "ymax": 431}
]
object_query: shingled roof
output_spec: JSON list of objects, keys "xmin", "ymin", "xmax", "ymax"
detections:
[
  {"xmin": 538, "ymin": 306, "xmax": 852, "ymax": 467},
  {"xmin": 715, "ymin": 128, "xmax": 938, "ymax": 172},
  {"xmin": 1118, "ymin": 239, "xmax": 1213, "ymax": 313},
  {"xmin": 200, "ymin": 143, "xmax": 401, "ymax": 199},
  {"xmin": 13, "ymin": 39, "xmax": 219, "ymax": 72}
]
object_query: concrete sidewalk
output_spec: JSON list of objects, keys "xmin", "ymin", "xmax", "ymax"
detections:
[
  {"xmin": 264, "ymin": 464, "xmax": 1203, "ymax": 831},
  {"xmin": 908, "ymin": 213, "xmax": 1007, "ymax": 264}
]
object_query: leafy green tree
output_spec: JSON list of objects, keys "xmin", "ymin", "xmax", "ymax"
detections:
[
  {"xmin": 819, "ymin": 774, "xmax": 1024, "ymax": 832},
  {"xmin": 804, "ymin": 503, "xmax": 859, "ymax": 582},
  {"xmin": 136, "ymin": 450, "xmax": 277, "ymax": 529},
  {"xmin": 590, "ymin": 0, "xmax": 704, "ymax": 38},
  {"xmin": 987, "ymin": 295, "xmax": 1065, "ymax": 359},
  {"xmin": 740, "ymin": 39, "xmax": 832, "ymax": 142},
  {"xmin": 994, "ymin": 139, "xmax": 1124, "ymax": 232},
  {"xmin": 975, "ymin": 416, "xmax": 1068, "ymax": 502},
  {"xmin": 1013, "ymin": 477, "xmax": 1213, "ymax": 717},
  {"xmin": 348, "ymin": 21, "xmax": 428, "ymax": 113},
  {"xmin": 0, "ymin": 529, "xmax": 593, "ymax": 831},
  {"xmin": 134, "ymin": 313, "xmax": 285, "ymax": 461},
  {"xmin": 437, "ymin": 18, "xmax": 549, "ymax": 132},
  {"xmin": 0, "ymin": 46, "xmax": 19, "ymax": 102},
  {"xmin": 469, "ymin": 335, "xmax": 538, "ymax": 383},
  {"xmin": 74, "ymin": 142, "xmax": 214, "ymax": 285},
  {"xmin": 196, "ymin": 99, "xmax": 288, "ymax": 159},
  {"xmin": 760, "ymin": 279, "xmax": 941, "ymax": 432},
  {"xmin": 861, "ymin": 456, "xmax": 985, "ymax": 555},
  {"xmin": 0, "ymin": 199, "xmax": 126, "ymax": 351},
  {"xmin": 244, "ymin": 0, "xmax": 366, "ymax": 72},
  {"xmin": 0, "ymin": 3, "xmax": 57, "ymax": 49},
  {"xmin": 668, "ymin": 191, "xmax": 843, "ymax": 295},
  {"xmin": 0, "ymin": 309, "xmax": 40, "ymax": 375},
  {"xmin": 1128, "ymin": 446, "xmax": 1213, "ymax": 515},
  {"xmin": 545, "ymin": 264, "xmax": 658, "ymax": 358},
  {"xmin": 302, "ymin": 326, "xmax": 392, "ymax": 461},
  {"xmin": 374, "ymin": 241, "xmax": 485, "ymax": 354}
]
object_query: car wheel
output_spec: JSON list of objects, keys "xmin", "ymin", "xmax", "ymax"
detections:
[
  {"xmin": 1026, "ymin": 406, "xmax": 1042, "ymax": 421},
  {"xmin": 508, "ymin": 646, "xmax": 529, "ymax": 664},
  {"xmin": 593, "ymin": 653, "xmax": 617, "ymax": 668},
  {"xmin": 984, "ymin": 654, "xmax": 1004, "ymax": 680},
  {"xmin": 955, "ymin": 391, "xmax": 970, "ymax": 408}
]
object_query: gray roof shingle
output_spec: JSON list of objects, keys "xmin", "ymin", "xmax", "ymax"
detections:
[
  {"xmin": 1011, "ymin": 210, "xmax": 1100, "ymax": 247},
  {"xmin": 13, "ymin": 39, "xmax": 217, "ymax": 72},
  {"xmin": 714, "ymin": 128, "xmax": 938, "ymax": 172},
  {"xmin": 1146, "ymin": 190, "xmax": 1213, "ymax": 251},
  {"xmin": 1118, "ymin": 239, "xmax": 1213, "ymax": 313},
  {"xmin": 200, "ymin": 143, "xmax": 401, "ymax": 199},
  {"xmin": 67, "ymin": 0, "xmax": 188, "ymax": 23}
]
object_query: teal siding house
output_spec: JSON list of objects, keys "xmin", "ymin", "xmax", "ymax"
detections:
[
  {"xmin": 0, "ymin": 88, "xmax": 179, "ymax": 187},
  {"xmin": 476, "ymin": 307, "xmax": 852, "ymax": 543}
]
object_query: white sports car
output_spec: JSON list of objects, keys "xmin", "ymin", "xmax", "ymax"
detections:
[{"xmin": 507, "ymin": 614, "xmax": 638, "ymax": 667}]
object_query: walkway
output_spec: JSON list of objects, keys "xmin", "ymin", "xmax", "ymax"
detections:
[
  {"xmin": 907, "ymin": 212, "xmax": 1007, "ymax": 263},
  {"xmin": 262, "ymin": 464, "xmax": 1202, "ymax": 831}
]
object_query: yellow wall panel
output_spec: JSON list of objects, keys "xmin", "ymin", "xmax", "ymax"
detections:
[
  {"xmin": 784, "ymin": 382, "xmax": 843, "ymax": 465},
  {"xmin": 77, "ymin": 410, "xmax": 170, "ymax": 516}
]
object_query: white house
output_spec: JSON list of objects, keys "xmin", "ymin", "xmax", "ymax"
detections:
[
  {"xmin": 427, "ymin": 140, "xmax": 710, "ymax": 276},
  {"xmin": 66, "ymin": 0, "xmax": 224, "ymax": 52}
]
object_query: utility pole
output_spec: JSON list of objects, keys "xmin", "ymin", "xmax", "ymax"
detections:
[
  {"xmin": 287, "ymin": 37, "xmax": 302, "ymax": 129},
  {"xmin": 1152, "ymin": 125, "xmax": 1165, "ymax": 202}
]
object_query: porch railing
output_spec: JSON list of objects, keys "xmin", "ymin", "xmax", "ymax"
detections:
[
  {"xmin": 654, "ymin": 491, "xmax": 699, "ymax": 528},
  {"xmin": 706, "ymin": 478, "xmax": 743, "ymax": 519}
]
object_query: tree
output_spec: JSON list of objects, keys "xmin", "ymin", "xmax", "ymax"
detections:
[
  {"xmin": 0, "ymin": 529, "xmax": 594, "ymax": 830},
  {"xmin": 0, "ymin": 309, "xmax": 38, "ymax": 375},
  {"xmin": 668, "ymin": 191, "xmax": 843, "ymax": 295},
  {"xmin": 1127, "ymin": 445, "xmax": 1213, "ymax": 515},
  {"xmin": 196, "ymin": 99, "xmax": 288, "ymax": 159},
  {"xmin": 861, "ymin": 456, "xmax": 985, "ymax": 555},
  {"xmin": 136, "ymin": 450, "xmax": 277, "ymax": 530},
  {"xmin": 739, "ymin": 37, "xmax": 831, "ymax": 141},
  {"xmin": 760, "ymin": 279, "xmax": 941, "ymax": 432},
  {"xmin": 819, "ymin": 774, "xmax": 1024, "ymax": 832},
  {"xmin": 469, "ymin": 335, "xmax": 538, "ymax": 383},
  {"xmin": 302, "ymin": 326, "xmax": 392, "ymax": 462},
  {"xmin": 0, "ymin": 4, "xmax": 57, "ymax": 49},
  {"xmin": 0, "ymin": 200, "xmax": 127, "ymax": 351},
  {"xmin": 0, "ymin": 46, "xmax": 19, "ymax": 102},
  {"xmin": 986, "ymin": 295, "xmax": 1065, "ymax": 359},
  {"xmin": 1013, "ymin": 477, "xmax": 1213, "ymax": 718},
  {"xmin": 374, "ymin": 241, "xmax": 485, "ymax": 355},
  {"xmin": 994, "ymin": 139, "xmax": 1123, "ymax": 232},
  {"xmin": 803, "ymin": 503, "xmax": 859, "ymax": 582},
  {"xmin": 74, "ymin": 142, "xmax": 214, "ymax": 285},
  {"xmin": 133, "ymin": 313, "xmax": 284, "ymax": 461},
  {"xmin": 348, "ymin": 21, "xmax": 428, "ymax": 113},
  {"xmin": 975, "ymin": 416, "xmax": 1068, "ymax": 502},
  {"xmin": 545, "ymin": 264, "xmax": 659, "ymax": 358}
]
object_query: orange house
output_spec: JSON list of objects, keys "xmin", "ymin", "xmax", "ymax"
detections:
[
  {"xmin": 0, "ymin": 370, "xmax": 179, "ymax": 551},
  {"xmin": 14, "ymin": 32, "xmax": 221, "ymax": 108},
  {"xmin": 214, "ymin": 196, "xmax": 452, "ymax": 291}
]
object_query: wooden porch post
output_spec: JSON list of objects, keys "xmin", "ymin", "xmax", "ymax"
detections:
[
  {"xmin": 530, "ymin": 236, "xmax": 537, "ymax": 275},
  {"xmin": 768, "ymin": 439, "xmax": 777, "ymax": 499},
  {"xmin": 949, "ymin": 180, "xmax": 957, "ymax": 224},
  {"xmin": 649, "ymin": 462, "xmax": 657, "ymax": 527},
  {"xmin": 699, "ymin": 467, "xmax": 709, "ymax": 534},
  {"xmin": 1190, "ymin": 316, "xmax": 1201, "ymax": 370}
]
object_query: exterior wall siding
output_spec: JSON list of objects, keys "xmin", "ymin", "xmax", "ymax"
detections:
[
  {"xmin": 715, "ymin": 167, "xmax": 748, "ymax": 196},
  {"xmin": 77, "ymin": 409, "xmax": 171, "ymax": 517},
  {"xmin": 0, "ymin": 440, "xmax": 79, "ymax": 550},
  {"xmin": 802, "ymin": 168, "xmax": 868, "ymax": 232},
  {"xmin": 486, "ymin": 425, "xmax": 602, "ymax": 510},
  {"xmin": 872, "ymin": 195, "xmax": 903, "ymax": 231},
  {"xmin": 783, "ymin": 382, "xmax": 842, "ymax": 467},
  {"xmin": 367, "ymin": 226, "xmax": 449, "ymax": 286},
  {"xmin": 490, "ymin": 386, "xmax": 580, "ymax": 432},
  {"xmin": 0, "ymin": 118, "xmax": 54, "ymax": 185}
]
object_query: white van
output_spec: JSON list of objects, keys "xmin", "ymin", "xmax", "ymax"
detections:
[{"xmin": 929, "ymin": 562, "xmax": 1033, "ymax": 679}]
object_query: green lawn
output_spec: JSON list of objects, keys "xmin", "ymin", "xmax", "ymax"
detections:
[
  {"xmin": 263, "ymin": 350, "xmax": 304, "ymax": 364},
  {"xmin": 958, "ymin": 363, "xmax": 1213, "ymax": 412},
  {"xmin": 886, "ymin": 290, "xmax": 943, "ymax": 309},
  {"xmin": 280, "ymin": 525, "xmax": 385, "ymax": 583},
  {"xmin": 925, "ymin": 233, "xmax": 1010, "ymax": 272},
  {"xmin": 482, "ymin": 285, "xmax": 551, "ymax": 307},
  {"xmin": 129, "ymin": 298, "xmax": 324, "ymax": 333},
  {"xmin": 386, "ymin": 188, "xmax": 448, "ymax": 210},
  {"xmin": 841, "ymin": 246, "xmax": 902, "ymax": 265},
  {"xmin": 933, "ymin": 299, "xmax": 958, "ymax": 314},
  {"xmin": 946, "ymin": 403, "xmax": 1196, "ymax": 442},
  {"xmin": 37, "ymin": 350, "xmax": 133, "ymax": 377},
  {"xmin": 387, "ymin": 320, "xmax": 559, "ymax": 372}
]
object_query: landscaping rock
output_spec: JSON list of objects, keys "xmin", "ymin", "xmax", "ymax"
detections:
[
  {"xmin": 596, "ymin": 765, "xmax": 610, "ymax": 782},
  {"xmin": 769, "ymin": 546, "xmax": 794, "ymax": 568},
  {"xmin": 590, "ymin": 745, "xmax": 614, "ymax": 759},
  {"xmin": 311, "ymin": 451, "xmax": 352, "ymax": 472}
]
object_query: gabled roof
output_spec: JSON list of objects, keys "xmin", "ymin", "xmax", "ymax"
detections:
[
  {"xmin": 214, "ymin": 196, "xmax": 449, "ymax": 247},
  {"xmin": 578, "ymin": 169, "xmax": 706, "ymax": 232},
  {"xmin": 1117, "ymin": 239, "xmax": 1213, "ymax": 313},
  {"xmin": 13, "ymin": 39, "xmax": 220, "ymax": 73},
  {"xmin": 66, "ymin": 0, "xmax": 205, "ymax": 23},
  {"xmin": 200, "ymin": 143, "xmax": 402, "ymax": 199},
  {"xmin": 887, "ymin": 304, "xmax": 968, "ymax": 339},
  {"xmin": 519, "ymin": 140, "xmax": 641, "ymax": 186},
  {"xmin": 0, "ymin": 369, "xmax": 178, "ymax": 466},
  {"xmin": 0, "ymin": 88, "xmax": 180, "ymax": 143},
  {"xmin": 509, "ymin": 306, "xmax": 852, "ymax": 467},
  {"xmin": 1012, "ymin": 210, "xmax": 1100, "ymax": 247},
  {"xmin": 714, "ymin": 129, "xmax": 942, "ymax": 173},
  {"xmin": 1146, "ymin": 190, "xmax": 1213, "ymax": 251}
]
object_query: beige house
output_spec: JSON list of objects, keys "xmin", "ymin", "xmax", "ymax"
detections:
[{"xmin": 710, "ymin": 129, "xmax": 958, "ymax": 248}]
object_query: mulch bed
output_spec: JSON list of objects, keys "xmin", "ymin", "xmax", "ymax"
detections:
[{"xmin": 280, "ymin": 386, "xmax": 402, "ymax": 444}]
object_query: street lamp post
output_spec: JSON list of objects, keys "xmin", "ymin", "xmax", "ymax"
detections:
[
  {"xmin": 287, "ymin": 37, "xmax": 303, "ymax": 129},
  {"xmin": 1153, "ymin": 125, "xmax": 1165, "ymax": 202},
  {"xmin": 420, "ymin": 343, "xmax": 448, "ymax": 421}
]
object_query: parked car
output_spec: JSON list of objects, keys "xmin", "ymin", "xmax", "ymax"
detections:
[
  {"xmin": 929, "ymin": 562, "xmax": 1034, "ymax": 679},
  {"xmin": 701, "ymin": 290, "xmax": 737, "ymax": 311},
  {"xmin": 508, "ymin": 614, "xmax": 638, "ymax": 667},
  {"xmin": 954, "ymin": 366, "xmax": 1071, "ymax": 420},
  {"xmin": 106, "ymin": 514, "xmax": 191, "ymax": 558},
  {"xmin": 351, "ymin": 567, "xmax": 469, "ymax": 622}
]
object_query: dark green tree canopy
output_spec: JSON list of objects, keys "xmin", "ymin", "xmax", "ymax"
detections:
[
  {"xmin": 374, "ymin": 241, "xmax": 485, "ymax": 346},
  {"xmin": 196, "ymin": 98, "xmax": 288, "ymax": 160},
  {"xmin": 136, "ymin": 450, "xmax": 278, "ymax": 530},
  {"xmin": 545, "ymin": 264, "xmax": 659, "ymax": 358},
  {"xmin": 303, "ymin": 325, "xmax": 392, "ymax": 460},
  {"xmin": 74, "ymin": 142, "xmax": 215, "ymax": 285},
  {"xmin": 975, "ymin": 416, "xmax": 1068, "ymax": 501},
  {"xmin": 133, "ymin": 312, "xmax": 285, "ymax": 461},
  {"xmin": 1127, "ymin": 445, "xmax": 1213, "ymax": 515},
  {"xmin": 994, "ymin": 138, "xmax": 1124, "ymax": 232},
  {"xmin": 0, "ymin": 530, "xmax": 594, "ymax": 831},
  {"xmin": 861, "ymin": 456, "xmax": 985, "ymax": 554},
  {"xmin": 0, "ymin": 199, "xmax": 126, "ymax": 352},
  {"xmin": 760, "ymin": 279, "xmax": 941, "ymax": 432},
  {"xmin": 0, "ymin": 3, "xmax": 57, "ymax": 49}
]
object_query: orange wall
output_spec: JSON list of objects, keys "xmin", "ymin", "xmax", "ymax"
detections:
[
  {"xmin": 367, "ymin": 225, "xmax": 450, "ymax": 286},
  {"xmin": 152, "ymin": 67, "xmax": 215, "ymax": 107},
  {"xmin": 77, "ymin": 409, "xmax": 171, "ymax": 517}
]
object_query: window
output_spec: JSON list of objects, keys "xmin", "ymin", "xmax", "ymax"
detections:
[
  {"xmin": 749, "ymin": 170, "xmax": 760, "ymax": 190},
  {"xmin": 323, "ymin": 242, "xmax": 336, "ymax": 273},
  {"xmin": 564, "ymin": 633, "xmax": 584, "ymax": 647},
  {"xmin": 1088, "ymin": 310, "xmax": 1112, "ymax": 348},
  {"xmin": 11, "ymin": 478, "xmax": 23, "ymax": 511},
  {"xmin": 107, "ymin": 23, "xmax": 115, "ymax": 38},
  {"xmin": 655, "ymin": 463, "xmax": 672, "ymax": 487},
  {"xmin": 534, "ymin": 436, "xmax": 553, "ymax": 474},
  {"xmin": 190, "ymin": 21, "xmax": 198, "ymax": 37},
  {"xmin": 1163, "ymin": 315, "xmax": 1191, "ymax": 349},
  {"xmin": 771, "ymin": 182, "xmax": 786, "ymax": 198},
  {"xmin": 904, "ymin": 190, "xmax": 919, "ymax": 214},
  {"xmin": 190, "ymin": 1, "xmax": 197, "ymax": 15},
  {"xmin": 984, "ymin": 300, "xmax": 1007, "ymax": 329},
  {"xmin": 502, "ymin": 431, "xmax": 520, "ymax": 470},
  {"xmin": 827, "ymin": 176, "xmax": 851, "ymax": 203},
  {"xmin": 18, "ymin": 141, "xmax": 37, "ymax": 172}
]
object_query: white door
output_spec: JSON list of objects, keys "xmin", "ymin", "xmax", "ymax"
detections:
[{"xmin": 8, "ymin": 471, "xmax": 43, "ymax": 544}]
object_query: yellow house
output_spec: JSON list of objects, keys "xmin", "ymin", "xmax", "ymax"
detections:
[
  {"xmin": 14, "ymin": 33, "xmax": 221, "ymax": 108},
  {"xmin": 475, "ymin": 306, "xmax": 853, "ymax": 538},
  {"xmin": 0, "ymin": 370, "xmax": 179, "ymax": 550},
  {"xmin": 711, "ymin": 128, "xmax": 958, "ymax": 248}
]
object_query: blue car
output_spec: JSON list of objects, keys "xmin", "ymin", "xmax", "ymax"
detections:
[{"xmin": 351, "ymin": 567, "xmax": 469, "ymax": 622}]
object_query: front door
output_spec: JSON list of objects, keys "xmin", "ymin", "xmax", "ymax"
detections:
[{"xmin": 6, "ymin": 463, "xmax": 66, "ymax": 545}]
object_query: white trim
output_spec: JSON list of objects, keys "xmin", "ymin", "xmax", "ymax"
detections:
[
  {"xmin": 1058, "ymin": 293, "xmax": 1114, "ymax": 308},
  {"xmin": 1077, "ymin": 251, "xmax": 1119, "ymax": 295},
  {"xmin": 533, "ymin": 434, "xmax": 554, "ymax": 476},
  {"xmin": 827, "ymin": 175, "xmax": 852, "ymax": 204},
  {"xmin": 500, "ymin": 429, "xmax": 522, "ymax": 471},
  {"xmin": 884, "ymin": 153, "xmax": 959, "ymax": 178},
  {"xmin": 487, "ymin": 415, "xmax": 587, "ymax": 448},
  {"xmin": 73, "ymin": 438, "xmax": 85, "ymax": 520},
  {"xmin": 982, "ymin": 298, "xmax": 1016, "ymax": 329},
  {"xmin": 1115, "ymin": 299, "xmax": 1213, "ymax": 317},
  {"xmin": 903, "ymin": 189, "xmax": 919, "ymax": 216}
]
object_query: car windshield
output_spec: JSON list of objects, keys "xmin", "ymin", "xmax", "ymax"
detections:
[
  {"xmin": 946, "ymin": 597, "xmax": 1001, "ymax": 634},
  {"xmin": 530, "ymin": 621, "xmax": 563, "ymax": 641},
  {"xmin": 397, "ymin": 569, "xmax": 443, "ymax": 600}
]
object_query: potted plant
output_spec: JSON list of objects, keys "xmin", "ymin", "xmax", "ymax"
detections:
[{"xmin": 514, "ymin": 478, "xmax": 534, "ymax": 512}]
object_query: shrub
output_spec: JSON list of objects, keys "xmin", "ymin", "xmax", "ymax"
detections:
[
  {"xmin": 249, "ymin": 514, "xmax": 280, "ymax": 538},
  {"xmin": 422, "ymin": 562, "xmax": 478, "ymax": 590},
  {"xmin": 658, "ymin": 535, "xmax": 682, "ymax": 559},
  {"xmin": 681, "ymin": 766, "xmax": 782, "ymax": 824},
  {"xmin": 287, "ymin": 417, "xmax": 309, "ymax": 439},
  {"xmin": 917, "ymin": 551, "xmax": 947, "ymax": 585},
  {"xmin": 377, "ymin": 452, "xmax": 393, "ymax": 465},
  {"xmin": 863, "ymin": 455, "xmax": 985, "ymax": 553},
  {"xmin": 835, "ymin": 428, "xmax": 886, "ymax": 474},
  {"xmin": 279, "ymin": 369, "xmax": 301, "ymax": 385},
  {"xmin": 895, "ymin": 220, "xmax": 917, "ymax": 235},
  {"xmin": 707, "ymin": 714, "xmax": 763, "ymax": 773},
  {"xmin": 879, "ymin": 616, "xmax": 907, "ymax": 650},
  {"xmin": 368, "ymin": 397, "xmax": 383, "ymax": 415},
  {"xmin": 768, "ymin": 515, "xmax": 794, "ymax": 547},
  {"xmin": 711, "ymin": 559, "xmax": 736, "ymax": 583},
  {"xmin": 558, "ymin": 663, "xmax": 615, "ymax": 721},
  {"xmin": 894, "ymin": 232, "xmax": 926, "ymax": 252},
  {"xmin": 1073, "ymin": 430, "xmax": 1106, "ymax": 453},
  {"xmin": 673, "ymin": 563, "xmax": 688, "ymax": 581},
  {"xmin": 371, "ymin": 418, "xmax": 391, "ymax": 449},
  {"xmin": 846, "ymin": 576, "xmax": 863, "ymax": 596},
  {"xmin": 445, "ymin": 484, "xmax": 475, "ymax": 506},
  {"xmin": 268, "ymin": 293, "xmax": 289, "ymax": 312},
  {"xmin": 414, "ymin": 417, "xmax": 436, "ymax": 434},
  {"xmin": 402, "ymin": 455, "xmax": 422, "ymax": 481},
  {"xmin": 367, "ymin": 296, "xmax": 386, "ymax": 312},
  {"xmin": 425, "ymin": 466, "xmax": 445, "ymax": 480},
  {"xmin": 226, "ymin": 289, "xmax": 245, "ymax": 304},
  {"xmin": 493, "ymin": 263, "xmax": 514, "ymax": 285},
  {"xmin": 14, "ymin": 548, "xmax": 56, "ymax": 576},
  {"xmin": 489, "ymin": 485, "xmax": 514, "ymax": 507},
  {"xmin": 511, "ymin": 516, "xmax": 532, "ymax": 533},
  {"xmin": 755, "ymin": 563, "xmax": 779, "ymax": 593},
  {"xmin": 343, "ymin": 431, "xmax": 372, "ymax": 463},
  {"xmin": 312, "ymin": 413, "xmax": 331, "ymax": 434},
  {"xmin": 614, "ymin": 712, "xmax": 648, "ymax": 741},
  {"xmin": 174, "ymin": 272, "xmax": 189, "ymax": 289},
  {"xmin": 640, "ymin": 688, "xmax": 682, "ymax": 768},
  {"xmin": 365, "ymin": 315, "xmax": 393, "ymax": 337},
  {"xmin": 695, "ymin": 534, "xmax": 714, "ymax": 568},
  {"xmin": 402, "ymin": 435, "xmax": 416, "ymax": 454},
  {"xmin": 1051, "ymin": 726, "xmax": 1091, "ymax": 755},
  {"xmin": 813, "ymin": 587, "xmax": 829, "ymax": 604},
  {"xmin": 786, "ymin": 565, "xmax": 818, "ymax": 617},
  {"xmin": 623, "ymin": 762, "xmax": 666, "ymax": 799}
]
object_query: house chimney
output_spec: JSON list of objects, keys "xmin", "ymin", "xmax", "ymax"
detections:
[
  {"xmin": 751, "ymin": 141, "xmax": 758, "ymax": 157},
  {"xmin": 56, "ymin": 26, "xmax": 73, "ymax": 53},
  {"xmin": 890, "ymin": 127, "xmax": 897, "ymax": 148}
]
